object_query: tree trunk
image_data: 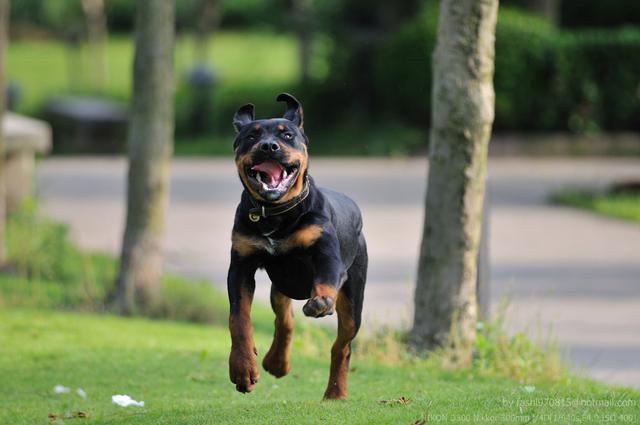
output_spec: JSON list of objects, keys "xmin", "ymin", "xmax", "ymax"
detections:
[
  {"xmin": 291, "ymin": 0, "xmax": 313, "ymax": 84},
  {"xmin": 0, "ymin": 0, "xmax": 9, "ymax": 265},
  {"xmin": 80, "ymin": 0, "xmax": 108, "ymax": 90},
  {"xmin": 113, "ymin": 0, "xmax": 175, "ymax": 314},
  {"xmin": 195, "ymin": 0, "xmax": 220, "ymax": 64},
  {"xmin": 410, "ymin": 0, "xmax": 498, "ymax": 362}
]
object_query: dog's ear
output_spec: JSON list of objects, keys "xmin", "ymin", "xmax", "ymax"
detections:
[
  {"xmin": 276, "ymin": 93, "xmax": 303, "ymax": 128},
  {"xmin": 233, "ymin": 103, "xmax": 255, "ymax": 133}
]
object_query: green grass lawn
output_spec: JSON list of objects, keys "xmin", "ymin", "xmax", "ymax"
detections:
[
  {"xmin": 1, "ymin": 205, "xmax": 638, "ymax": 423},
  {"xmin": 7, "ymin": 32, "xmax": 305, "ymax": 115},
  {"xmin": 1, "ymin": 308, "xmax": 638, "ymax": 425},
  {"xmin": 550, "ymin": 191, "xmax": 640, "ymax": 224}
]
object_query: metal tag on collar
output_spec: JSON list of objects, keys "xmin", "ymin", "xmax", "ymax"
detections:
[{"xmin": 249, "ymin": 206, "xmax": 266, "ymax": 222}]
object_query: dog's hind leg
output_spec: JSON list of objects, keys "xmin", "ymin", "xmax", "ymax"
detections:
[
  {"xmin": 263, "ymin": 285, "xmax": 294, "ymax": 378},
  {"xmin": 324, "ymin": 235, "xmax": 367, "ymax": 400}
]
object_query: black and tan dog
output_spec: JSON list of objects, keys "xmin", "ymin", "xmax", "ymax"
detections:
[{"xmin": 227, "ymin": 93, "xmax": 367, "ymax": 400}]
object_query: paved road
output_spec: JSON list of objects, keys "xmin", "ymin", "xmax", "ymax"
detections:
[{"xmin": 36, "ymin": 157, "xmax": 640, "ymax": 388}]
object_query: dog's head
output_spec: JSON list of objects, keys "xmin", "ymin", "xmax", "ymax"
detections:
[{"xmin": 233, "ymin": 93, "xmax": 308, "ymax": 203}]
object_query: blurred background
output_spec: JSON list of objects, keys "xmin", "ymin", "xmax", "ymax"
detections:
[
  {"xmin": 6, "ymin": 0, "xmax": 640, "ymax": 155},
  {"xmin": 3, "ymin": 0, "xmax": 640, "ymax": 392}
]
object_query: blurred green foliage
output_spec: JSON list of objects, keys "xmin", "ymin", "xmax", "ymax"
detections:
[
  {"xmin": 559, "ymin": 0, "xmax": 640, "ymax": 29},
  {"xmin": 493, "ymin": 9, "xmax": 559, "ymax": 131},
  {"xmin": 0, "ymin": 201, "xmax": 232, "ymax": 324},
  {"xmin": 550, "ymin": 190, "xmax": 640, "ymax": 224},
  {"xmin": 4, "ymin": 201, "xmax": 116, "ymax": 309},
  {"xmin": 10, "ymin": 0, "xmax": 640, "ymax": 34},
  {"xmin": 10, "ymin": 0, "xmax": 310, "ymax": 33},
  {"xmin": 556, "ymin": 28, "xmax": 640, "ymax": 134},
  {"xmin": 373, "ymin": 10, "xmax": 437, "ymax": 128},
  {"xmin": 370, "ymin": 6, "xmax": 640, "ymax": 134},
  {"xmin": 10, "ymin": 0, "xmax": 83, "ymax": 35},
  {"xmin": 502, "ymin": 0, "xmax": 640, "ymax": 28},
  {"xmin": 7, "ymin": 1, "xmax": 640, "ymax": 156},
  {"xmin": 7, "ymin": 31, "xmax": 303, "ymax": 130}
]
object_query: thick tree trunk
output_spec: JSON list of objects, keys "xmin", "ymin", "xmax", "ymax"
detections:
[
  {"xmin": 0, "ymin": 0, "xmax": 9, "ymax": 265},
  {"xmin": 410, "ymin": 0, "xmax": 498, "ymax": 362},
  {"xmin": 113, "ymin": 0, "xmax": 175, "ymax": 314},
  {"xmin": 80, "ymin": 0, "xmax": 108, "ymax": 90}
]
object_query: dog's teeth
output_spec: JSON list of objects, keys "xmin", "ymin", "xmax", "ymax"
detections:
[
  {"xmin": 256, "ymin": 173, "xmax": 262, "ymax": 183},
  {"xmin": 283, "ymin": 169, "xmax": 288, "ymax": 179}
]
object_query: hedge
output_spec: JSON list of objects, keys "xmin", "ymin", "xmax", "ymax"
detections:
[
  {"xmin": 493, "ymin": 9, "xmax": 559, "ymax": 131},
  {"xmin": 10, "ymin": 0, "xmax": 202, "ymax": 33},
  {"xmin": 11, "ymin": 0, "xmax": 301, "ymax": 34},
  {"xmin": 501, "ymin": 0, "xmax": 640, "ymax": 28},
  {"xmin": 556, "ymin": 28, "xmax": 640, "ymax": 133},
  {"xmin": 559, "ymin": 0, "xmax": 640, "ymax": 29},
  {"xmin": 372, "ymin": 7, "xmax": 640, "ymax": 133},
  {"xmin": 373, "ymin": 11, "xmax": 437, "ymax": 127}
]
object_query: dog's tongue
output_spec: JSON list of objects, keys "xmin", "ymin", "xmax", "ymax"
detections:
[{"xmin": 251, "ymin": 161, "xmax": 284, "ymax": 186}]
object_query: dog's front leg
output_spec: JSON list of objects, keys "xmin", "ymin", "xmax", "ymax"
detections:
[
  {"xmin": 303, "ymin": 229, "xmax": 346, "ymax": 318},
  {"xmin": 227, "ymin": 253, "xmax": 259, "ymax": 393}
]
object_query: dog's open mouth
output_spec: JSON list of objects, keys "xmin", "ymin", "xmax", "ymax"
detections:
[{"xmin": 246, "ymin": 160, "xmax": 299, "ymax": 201}]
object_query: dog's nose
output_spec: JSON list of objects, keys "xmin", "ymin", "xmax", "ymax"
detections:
[{"xmin": 260, "ymin": 141, "xmax": 280, "ymax": 152}]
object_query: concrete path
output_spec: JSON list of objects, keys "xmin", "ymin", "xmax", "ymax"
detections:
[{"xmin": 35, "ymin": 157, "xmax": 640, "ymax": 388}]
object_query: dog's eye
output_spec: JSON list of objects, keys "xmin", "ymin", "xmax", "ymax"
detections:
[
  {"xmin": 283, "ymin": 132, "xmax": 293, "ymax": 141},
  {"xmin": 247, "ymin": 135, "xmax": 256, "ymax": 142}
]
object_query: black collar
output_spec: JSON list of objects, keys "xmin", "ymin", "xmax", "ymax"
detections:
[{"xmin": 247, "ymin": 178, "xmax": 310, "ymax": 222}]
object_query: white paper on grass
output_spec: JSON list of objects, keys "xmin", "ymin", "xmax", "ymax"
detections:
[
  {"xmin": 112, "ymin": 394, "xmax": 145, "ymax": 407},
  {"xmin": 77, "ymin": 388, "xmax": 87, "ymax": 399},
  {"xmin": 53, "ymin": 385, "xmax": 71, "ymax": 394}
]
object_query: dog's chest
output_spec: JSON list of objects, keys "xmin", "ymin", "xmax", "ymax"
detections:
[
  {"xmin": 236, "ymin": 221, "xmax": 322, "ymax": 257},
  {"xmin": 263, "ymin": 236, "xmax": 282, "ymax": 255},
  {"xmin": 249, "ymin": 232, "xmax": 296, "ymax": 256},
  {"xmin": 253, "ymin": 225, "xmax": 319, "ymax": 256}
]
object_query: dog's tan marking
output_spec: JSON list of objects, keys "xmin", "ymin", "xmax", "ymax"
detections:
[
  {"xmin": 253, "ymin": 124, "xmax": 261, "ymax": 130},
  {"xmin": 311, "ymin": 282, "xmax": 337, "ymax": 301},
  {"xmin": 324, "ymin": 290, "xmax": 356, "ymax": 400},
  {"xmin": 235, "ymin": 146, "xmax": 267, "ymax": 202},
  {"xmin": 262, "ymin": 288, "xmax": 294, "ymax": 377},
  {"xmin": 303, "ymin": 282, "xmax": 337, "ymax": 318},
  {"xmin": 231, "ymin": 232, "xmax": 263, "ymax": 257},
  {"xmin": 278, "ymin": 144, "xmax": 308, "ymax": 203},
  {"xmin": 233, "ymin": 227, "xmax": 322, "ymax": 257},
  {"xmin": 276, "ymin": 124, "xmax": 285, "ymax": 131},
  {"xmin": 283, "ymin": 224, "xmax": 322, "ymax": 250}
]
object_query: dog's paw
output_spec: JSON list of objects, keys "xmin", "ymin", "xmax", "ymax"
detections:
[
  {"xmin": 302, "ymin": 296, "xmax": 335, "ymax": 318},
  {"xmin": 323, "ymin": 385, "xmax": 348, "ymax": 400},
  {"xmin": 229, "ymin": 347, "xmax": 259, "ymax": 393},
  {"xmin": 262, "ymin": 348, "xmax": 290, "ymax": 378}
]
